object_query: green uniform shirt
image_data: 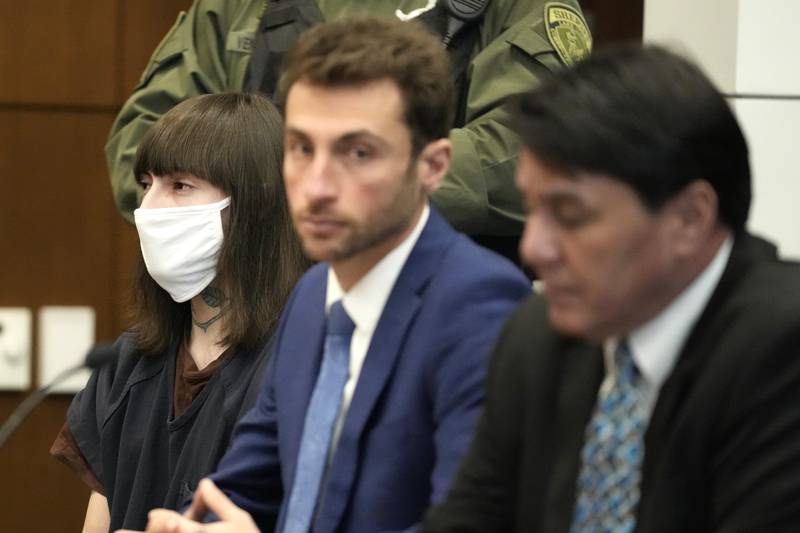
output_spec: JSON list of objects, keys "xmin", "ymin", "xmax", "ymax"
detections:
[{"xmin": 106, "ymin": 0, "xmax": 590, "ymax": 238}]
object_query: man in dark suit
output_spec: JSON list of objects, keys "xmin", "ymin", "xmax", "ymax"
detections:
[
  {"xmin": 423, "ymin": 45, "xmax": 800, "ymax": 532},
  {"xmin": 128, "ymin": 17, "xmax": 530, "ymax": 533}
]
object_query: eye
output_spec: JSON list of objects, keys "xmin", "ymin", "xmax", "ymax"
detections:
[
  {"xmin": 173, "ymin": 180, "xmax": 193, "ymax": 191},
  {"xmin": 543, "ymin": 194, "xmax": 598, "ymax": 230},
  {"xmin": 521, "ymin": 198, "xmax": 535, "ymax": 216},
  {"xmin": 343, "ymin": 144, "xmax": 374, "ymax": 162},
  {"xmin": 287, "ymin": 139, "xmax": 313, "ymax": 157},
  {"xmin": 136, "ymin": 175, "xmax": 152, "ymax": 191},
  {"xmin": 352, "ymin": 147, "xmax": 371, "ymax": 159},
  {"xmin": 552, "ymin": 202, "xmax": 593, "ymax": 229}
]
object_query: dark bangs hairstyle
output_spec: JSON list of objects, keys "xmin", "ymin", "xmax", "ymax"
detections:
[
  {"xmin": 131, "ymin": 92, "xmax": 309, "ymax": 355},
  {"xmin": 278, "ymin": 16, "xmax": 454, "ymax": 155},
  {"xmin": 513, "ymin": 44, "xmax": 752, "ymax": 231}
]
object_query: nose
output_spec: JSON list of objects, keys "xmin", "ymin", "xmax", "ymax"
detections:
[
  {"xmin": 139, "ymin": 179, "xmax": 166, "ymax": 209},
  {"xmin": 519, "ymin": 213, "xmax": 560, "ymax": 273},
  {"xmin": 302, "ymin": 153, "xmax": 338, "ymax": 205}
]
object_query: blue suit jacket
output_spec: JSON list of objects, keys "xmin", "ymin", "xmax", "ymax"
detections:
[{"xmin": 210, "ymin": 207, "xmax": 530, "ymax": 532}]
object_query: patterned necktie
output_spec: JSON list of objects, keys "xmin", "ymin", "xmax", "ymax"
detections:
[
  {"xmin": 571, "ymin": 340, "xmax": 648, "ymax": 533},
  {"xmin": 283, "ymin": 300, "xmax": 355, "ymax": 533}
]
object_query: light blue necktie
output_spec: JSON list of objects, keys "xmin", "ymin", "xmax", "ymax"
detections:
[
  {"xmin": 571, "ymin": 340, "xmax": 648, "ymax": 533},
  {"xmin": 283, "ymin": 300, "xmax": 355, "ymax": 533}
]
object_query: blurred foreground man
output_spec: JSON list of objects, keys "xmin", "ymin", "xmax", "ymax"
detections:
[
  {"xmin": 423, "ymin": 45, "xmax": 800, "ymax": 532},
  {"xmin": 122, "ymin": 17, "xmax": 530, "ymax": 533}
]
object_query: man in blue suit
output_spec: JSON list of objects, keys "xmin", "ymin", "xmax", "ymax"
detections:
[{"xmin": 131, "ymin": 16, "xmax": 531, "ymax": 533}]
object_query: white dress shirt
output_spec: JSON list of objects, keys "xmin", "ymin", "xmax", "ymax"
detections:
[
  {"xmin": 324, "ymin": 204, "xmax": 430, "ymax": 453},
  {"xmin": 601, "ymin": 236, "xmax": 733, "ymax": 416}
]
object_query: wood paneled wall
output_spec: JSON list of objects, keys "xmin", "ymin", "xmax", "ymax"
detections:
[
  {"xmin": 582, "ymin": 0, "xmax": 645, "ymax": 47},
  {"xmin": 0, "ymin": 2, "xmax": 189, "ymax": 531},
  {"xmin": 0, "ymin": 2, "xmax": 642, "ymax": 531}
]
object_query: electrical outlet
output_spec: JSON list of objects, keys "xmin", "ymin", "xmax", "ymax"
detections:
[
  {"xmin": 38, "ymin": 306, "xmax": 95, "ymax": 393},
  {"xmin": 0, "ymin": 308, "xmax": 32, "ymax": 391}
]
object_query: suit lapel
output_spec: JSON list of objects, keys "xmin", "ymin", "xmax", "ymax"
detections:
[
  {"xmin": 639, "ymin": 233, "xmax": 777, "ymax": 513},
  {"xmin": 544, "ymin": 342, "xmax": 604, "ymax": 533},
  {"xmin": 644, "ymin": 233, "xmax": 774, "ymax": 449},
  {"xmin": 314, "ymin": 207, "xmax": 456, "ymax": 531}
]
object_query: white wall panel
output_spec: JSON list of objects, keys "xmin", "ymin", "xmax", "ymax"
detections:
[
  {"xmin": 734, "ymin": 98, "xmax": 800, "ymax": 259},
  {"xmin": 37, "ymin": 306, "xmax": 95, "ymax": 392},
  {"xmin": 736, "ymin": 0, "xmax": 800, "ymax": 95},
  {"xmin": 644, "ymin": 0, "xmax": 740, "ymax": 93}
]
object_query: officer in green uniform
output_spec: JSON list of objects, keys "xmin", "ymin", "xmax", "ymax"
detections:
[{"xmin": 106, "ymin": 0, "xmax": 591, "ymax": 261}]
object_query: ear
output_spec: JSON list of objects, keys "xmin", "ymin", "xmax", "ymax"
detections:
[
  {"xmin": 415, "ymin": 138, "xmax": 452, "ymax": 194},
  {"xmin": 667, "ymin": 179, "xmax": 720, "ymax": 256}
]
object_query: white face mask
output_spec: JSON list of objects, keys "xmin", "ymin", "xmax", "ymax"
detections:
[{"xmin": 134, "ymin": 197, "xmax": 231, "ymax": 303}]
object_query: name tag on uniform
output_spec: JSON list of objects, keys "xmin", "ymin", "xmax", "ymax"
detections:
[{"xmin": 226, "ymin": 30, "xmax": 255, "ymax": 53}]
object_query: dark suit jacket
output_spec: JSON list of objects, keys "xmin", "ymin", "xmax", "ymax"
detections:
[
  {"xmin": 423, "ymin": 233, "xmax": 800, "ymax": 532},
  {"xmin": 209, "ymin": 207, "xmax": 531, "ymax": 532}
]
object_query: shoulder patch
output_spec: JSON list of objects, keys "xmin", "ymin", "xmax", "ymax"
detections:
[{"xmin": 544, "ymin": 2, "xmax": 592, "ymax": 67}]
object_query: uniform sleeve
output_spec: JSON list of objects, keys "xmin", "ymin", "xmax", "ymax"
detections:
[
  {"xmin": 105, "ymin": 0, "xmax": 263, "ymax": 222},
  {"xmin": 432, "ymin": 0, "xmax": 590, "ymax": 235}
]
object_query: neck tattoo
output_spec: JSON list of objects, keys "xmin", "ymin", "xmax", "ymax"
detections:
[
  {"xmin": 193, "ymin": 285, "xmax": 226, "ymax": 333},
  {"xmin": 193, "ymin": 311, "xmax": 224, "ymax": 333},
  {"xmin": 201, "ymin": 286, "xmax": 225, "ymax": 308}
]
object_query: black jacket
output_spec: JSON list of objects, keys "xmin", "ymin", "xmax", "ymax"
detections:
[{"xmin": 424, "ymin": 233, "xmax": 800, "ymax": 532}]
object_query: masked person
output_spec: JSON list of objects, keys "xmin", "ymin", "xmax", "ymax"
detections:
[{"xmin": 50, "ymin": 93, "xmax": 309, "ymax": 533}]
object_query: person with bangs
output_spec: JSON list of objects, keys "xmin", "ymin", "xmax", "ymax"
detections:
[
  {"xmin": 50, "ymin": 92, "xmax": 309, "ymax": 533},
  {"xmin": 122, "ymin": 18, "xmax": 531, "ymax": 533}
]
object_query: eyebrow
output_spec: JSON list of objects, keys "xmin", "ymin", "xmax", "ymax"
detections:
[
  {"xmin": 285, "ymin": 127, "xmax": 390, "ymax": 150},
  {"xmin": 542, "ymin": 189, "xmax": 585, "ymax": 204},
  {"xmin": 284, "ymin": 126, "xmax": 310, "ymax": 140},
  {"xmin": 523, "ymin": 190, "xmax": 587, "ymax": 215}
]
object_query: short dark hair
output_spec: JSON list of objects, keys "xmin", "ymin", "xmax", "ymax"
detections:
[
  {"xmin": 514, "ymin": 44, "xmax": 751, "ymax": 230},
  {"xmin": 132, "ymin": 92, "xmax": 309, "ymax": 354},
  {"xmin": 278, "ymin": 16, "xmax": 454, "ymax": 154}
]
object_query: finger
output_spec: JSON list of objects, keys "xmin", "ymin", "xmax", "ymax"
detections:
[
  {"xmin": 184, "ymin": 489, "xmax": 209, "ymax": 523},
  {"xmin": 193, "ymin": 479, "xmax": 247, "ymax": 521},
  {"xmin": 145, "ymin": 509, "xmax": 186, "ymax": 532}
]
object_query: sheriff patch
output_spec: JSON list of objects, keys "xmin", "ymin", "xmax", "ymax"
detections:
[{"xmin": 545, "ymin": 2, "xmax": 592, "ymax": 66}]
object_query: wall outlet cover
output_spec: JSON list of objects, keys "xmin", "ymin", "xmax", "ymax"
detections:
[
  {"xmin": 0, "ymin": 308, "xmax": 32, "ymax": 391},
  {"xmin": 37, "ymin": 306, "xmax": 95, "ymax": 393}
]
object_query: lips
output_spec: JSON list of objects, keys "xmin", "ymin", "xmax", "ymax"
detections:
[
  {"xmin": 298, "ymin": 215, "xmax": 347, "ymax": 237},
  {"xmin": 539, "ymin": 281, "xmax": 580, "ymax": 306}
]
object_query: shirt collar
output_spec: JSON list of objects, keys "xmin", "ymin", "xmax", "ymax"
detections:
[
  {"xmin": 325, "ymin": 204, "xmax": 430, "ymax": 335},
  {"xmin": 604, "ymin": 236, "xmax": 733, "ymax": 389}
]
